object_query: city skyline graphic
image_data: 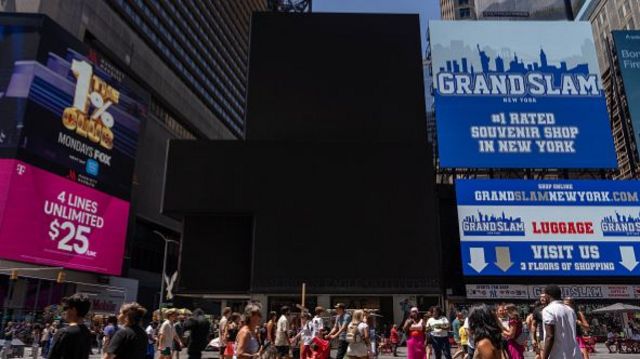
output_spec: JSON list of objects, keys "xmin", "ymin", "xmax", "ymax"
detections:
[
  {"xmin": 438, "ymin": 45, "xmax": 591, "ymax": 88},
  {"xmin": 463, "ymin": 210, "xmax": 524, "ymax": 225}
]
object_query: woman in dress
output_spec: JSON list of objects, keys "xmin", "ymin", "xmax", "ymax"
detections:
[
  {"xmin": 403, "ymin": 307, "xmax": 425, "ymax": 359},
  {"xmin": 346, "ymin": 310, "xmax": 369, "ymax": 359},
  {"xmin": 501, "ymin": 305, "xmax": 524, "ymax": 359}
]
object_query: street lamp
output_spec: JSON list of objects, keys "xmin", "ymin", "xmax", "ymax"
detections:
[{"xmin": 153, "ymin": 230, "xmax": 179, "ymax": 309}]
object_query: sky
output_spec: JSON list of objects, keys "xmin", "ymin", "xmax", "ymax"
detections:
[{"xmin": 313, "ymin": 0, "xmax": 441, "ymax": 53}]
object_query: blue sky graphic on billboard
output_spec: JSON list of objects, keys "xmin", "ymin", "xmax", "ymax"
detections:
[
  {"xmin": 430, "ymin": 21, "xmax": 616, "ymax": 168},
  {"xmin": 613, "ymin": 31, "xmax": 640, "ymax": 161},
  {"xmin": 457, "ymin": 179, "xmax": 640, "ymax": 277}
]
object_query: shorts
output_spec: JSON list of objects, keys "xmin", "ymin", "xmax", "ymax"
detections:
[
  {"xmin": 462, "ymin": 345, "xmax": 468, "ymax": 352},
  {"xmin": 224, "ymin": 343, "xmax": 235, "ymax": 356},
  {"xmin": 576, "ymin": 336, "xmax": 586, "ymax": 349},
  {"xmin": 276, "ymin": 345, "xmax": 290, "ymax": 357},
  {"xmin": 161, "ymin": 347, "xmax": 172, "ymax": 356}
]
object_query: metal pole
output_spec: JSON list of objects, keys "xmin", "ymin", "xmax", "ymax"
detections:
[{"xmin": 159, "ymin": 235, "xmax": 169, "ymax": 309}]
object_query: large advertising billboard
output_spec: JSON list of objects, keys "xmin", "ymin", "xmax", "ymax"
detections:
[
  {"xmin": 475, "ymin": 0, "xmax": 584, "ymax": 20},
  {"xmin": 613, "ymin": 31, "xmax": 640, "ymax": 160},
  {"xmin": 0, "ymin": 16, "xmax": 146, "ymax": 275},
  {"xmin": 430, "ymin": 21, "xmax": 616, "ymax": 168},
  {"xmin": 457, "ymin": 179, "xmax": 640, "ymax": 277}
]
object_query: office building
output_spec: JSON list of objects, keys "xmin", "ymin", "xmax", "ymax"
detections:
[
  {"xmin": 577, "ymin": 0, "xmax": 640, "ymax": 179},
  {"xmin": 441, "ymin": 0, "xmax": 583, "ymax": 20}
]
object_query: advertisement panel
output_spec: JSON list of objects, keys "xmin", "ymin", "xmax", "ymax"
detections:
[
  {"xmin": 0, "ymin": 17, "xmax": 146, "ymax": 274},
  {"xmin": 475, "ymin": 0, "xmax": 580, "ymax": 20},
  {"xmin": 430, "ymin": 21, "xmax": 616, "ymax": 168},
  {"xmin": 457, "ymin": 179, "xmax": 640, "ymax": 277},
  {"xmin": 467, "ymin": 284, "xmax": 640, "ymax": 299},
  {"xmin": 613, "ymin": 31, "xmax": 640, "ymax": 160}
]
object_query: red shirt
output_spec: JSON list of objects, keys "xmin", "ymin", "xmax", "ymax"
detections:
[{"xmin": 390, "ymin": 328, "xmax": 399, "ymax": 344}]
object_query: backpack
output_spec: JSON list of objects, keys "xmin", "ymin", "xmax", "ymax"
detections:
[{"xmin": 346, "ymin": 323, "xmax": 361, "ymax": 344}]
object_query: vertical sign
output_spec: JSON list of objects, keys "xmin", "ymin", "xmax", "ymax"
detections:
[{"xmin": 613, "ymin": 31, "xmax": 640, "ymax": 159}]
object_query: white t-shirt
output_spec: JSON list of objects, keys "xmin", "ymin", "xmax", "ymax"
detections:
[
  {"xmin": 159, "ymin": 320, "xmax": 175, "ymax": 349},
  {"xmin": 219, "ymin": 317, "xmax": 228, "ymax": 341},
  {"xmin": 312, "ymin": 316, "xmax": 324, "ymax": 338},
  {"xmin": 146, "ymin": 325, "xmax": 155, "ymax": 345},
  {"xmin": 275, "ymin": 315, "xmax": 290, "ymax": 346},
  {"xmin": 427, "ymin": 317, "xmax": 449, "ymax": 338},
  {"xmin": 542, "ymin": 301, "xmax": 581, "ymax": 359},
  {"xmin": 301, "ymin": 321, "xmax": 314, "ymax": 345}
]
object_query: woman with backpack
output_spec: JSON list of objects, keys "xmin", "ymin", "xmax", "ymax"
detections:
[
  {"xmin": 502, "ymin": 304, "xmax": 524, "ymax": 359},
  {"xmin": 346, "ymin": 310, "xmax": 369, "ymax": 359},
  {"xmin": 403, "ymin": 307, "xmax": 425, "ymax": 359}
]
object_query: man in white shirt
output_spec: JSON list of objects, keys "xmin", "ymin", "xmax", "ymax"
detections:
[
  {"xmin": 312, "ymin": 306, "xmax": 325, "ymax": 338},
  {"xmin": 219, "ymin": 307, "xmax": 231, "ymax": 346},
  {"xmin": 542, "ymin": 285, "xmax": 581, "ymax": 359},
  {"xmin": 274, "ymin": 306, "xmax": 291, "ymax": 359}
]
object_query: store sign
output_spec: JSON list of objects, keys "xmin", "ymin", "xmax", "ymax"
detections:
[
  {"xmin": 613, "ymin": 31, "xmax": 640, "ymax": 160},
  {"xmin": 457, "ymin": 179, "xmax": 640, "ymax": 277},
  {"xmin": 429, "ymin": 21, "xmax": 615, "ymax": 168},
  {"xmin": 467, "ymin": 284, "xmax": 640, "ymax": 299},
  {"xmin": 466, "ymin": 284, "xmax": 529, "ymax": 299}
]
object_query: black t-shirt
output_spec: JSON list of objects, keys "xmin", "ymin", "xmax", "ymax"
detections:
[
  {"xmin": 48, "ymin": 324, "xmax": 92, "ymax": 359},
  {"xmin": 107, "ymin": 325, "xmax": 148, "ymax": 359},
  {"xmin": 184, "ymin": 317, "xmax": 211, "ymax": 353}
]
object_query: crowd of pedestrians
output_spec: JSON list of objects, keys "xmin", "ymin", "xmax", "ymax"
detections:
[{"xmin": 2, "ymin": 284, "xmax": 637, "ymax": 359}]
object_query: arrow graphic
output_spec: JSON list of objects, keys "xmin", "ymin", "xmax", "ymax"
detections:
[
  {"xmin": 469, "ymin": 247, "xmax": 488, "ymax": 273},
  {"xmin": 619, "ymin": 246, "xmax": 639, "ymax": 272},
  {"xmin": 495, "ymin": 247, "xmax": 513, "ymax": 272}
]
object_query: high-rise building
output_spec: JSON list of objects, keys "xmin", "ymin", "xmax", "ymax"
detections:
[
  {"xmin": 577, "ymin": 0, "xmax": 640, "ymax": 179},
  {"xmin": 441, "ymin": 0, "xmax": 583, "ymax": 20},
  {"xmin": 0, "ymin": 0, "xmax": 266, "ymax": 313},
  {"xmin": 440, "ymin": 0, "xmax": 476, "ymax": 20}
]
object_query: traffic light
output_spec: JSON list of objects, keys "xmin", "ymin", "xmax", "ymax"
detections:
[
  {"xmin": 56, "ymin": 271, "xmax": 65, "ymax": 283},
  {"xmin": 9, "ymin": 270, "xmax": 17, "ymax": 280}
]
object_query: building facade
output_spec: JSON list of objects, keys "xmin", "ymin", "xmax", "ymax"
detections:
[
  {"xmin": 440, "ymin": 0, "xmax": 476, "ymax": 20},
  {"xmin": 0, "ymin": 0, "xmax": 266, "ymax": 316},
  {"xmin": 577, "ymin": 0, "xmax": 640, "ymax": 179}
]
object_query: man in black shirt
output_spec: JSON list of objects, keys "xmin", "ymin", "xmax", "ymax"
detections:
[
  {"xmin": 183, "ymin": 309, "xmax": 211, "ymax": 359},
  {"xmin": 48, "ymin": 294, "xmax": 92, "ymax": 359},
  {"xmin": 105, "ymin": 302, "xmax": 148, "ymax": 359}
]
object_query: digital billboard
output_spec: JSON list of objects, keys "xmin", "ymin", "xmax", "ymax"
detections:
[
  {"xmin": 457, "ymin": 179, "xmax": 640, "ymax": 277},
  {"xmin": 0, "ymin": 15, "xmax": 146, "ymax": 275},
  {"xmin": 475, "ymin": 0, "xmax": 583, "ymax": 20},
  {"xmin": 613, "ymin": 31, "xmax": 640, "ymax": 159},
  {"xmin": 430, "ymin": 21, "xmax": 616, "ymax": 168}
]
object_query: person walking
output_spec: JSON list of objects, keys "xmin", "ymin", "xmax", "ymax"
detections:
[
  {"xmin": 452, "ymin": 312, "xmax": 463, "ymax": 350},
  {"xmin": 274, "ymin": 307, "xmax": 291, "ymax": 359},
  {"xmin": 103, "ymin": 316, "xmax": 119, "ymax": 353},
  {"xmin": 223, "ymin": 313, "xmax": 242, "ymax": 359},
  {"xmin": 542, "ymin": 285, "xmax": 581, "ymax": 359},
  {"xmin": 104, "ymin": 303, "xmax": 148, "ymax": 359},
  {"xmin": 41, "ymin": 324, "xmax": 51, "ymax": 358},
  {"xmin": 264, "ymin": 311, "xmax": 278, "ymax": 359},
  {"xmin": 389, "ymin": 325, "xmax": 399, "ymax": 357},
  {"xmin": 48, "ymin": 294, "xmax": 92, "ymax": 359},
  {"xmin": 311, "ymin": 308, "xmax": 325, "ymax": 340},
  {"xmin": 563, "ymin": 298, "xmax": 590, "ymax": 359},
  {"xmin": 345, "ymin": 310, "xmax": 369, "ymax": 359},
  {"xmin": 427, "ymin": 307, "xmax": 451, "ymax": 359},
  {"xmin": 531, "ymin": 294, "xmax": 548, "ymax": 359},
  {"xmin": 403, "ymin": 307, "xmax": 425, "ymax": 359},
  {"xmin": 184, "ymin": 309, "xmax": 211, "ymax": 359},
  {"xmin": 327, "ymin": 304, "xmax": 351, "ymax": 359},
  {"xmin": 502, "ymin": 305, "xmax": 524, "ymax": 359},
  {"xmin": 236, "ymin": 305, "xmax": 263, "ymax": 359},
  {"xmin": 466, "ymin": 305, "xmax": 504, "ymax": 359},
  {"xmin": 291, "ymin": 313, "xmax": 313, "ymax": 359},
  {"xmin": 144, "ymin": 321, "xmax": 158, "ymax": 359},
  {"xmin": 158, "ymin": 309, "xmax": 183, "ymax": 359},
  {"xmin": 219, "ymin": 308, "xmax": 232, "ymax": 349}
]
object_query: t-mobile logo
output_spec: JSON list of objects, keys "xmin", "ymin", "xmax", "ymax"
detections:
[{"xmin": 16, "ymin": 163, "xmax": 26, "ymax": 176}]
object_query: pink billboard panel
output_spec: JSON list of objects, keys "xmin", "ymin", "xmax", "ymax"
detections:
[{"xmin": 0, "ymin": 159, "xmax": 129, "ymax": 275}]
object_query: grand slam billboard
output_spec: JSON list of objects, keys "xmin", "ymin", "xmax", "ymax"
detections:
[
  {"xmin": 457, "ymin": 179, "xmax": 640, "ymax": 277},
  {"xmin": 430, "ymin": 21, "xmax": 616, "ymax": 168}
]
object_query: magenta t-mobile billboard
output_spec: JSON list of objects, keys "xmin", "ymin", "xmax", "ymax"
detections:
[{"xmin": 0, "ymin": 16, "xmax": 147, "ymax": 275}]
